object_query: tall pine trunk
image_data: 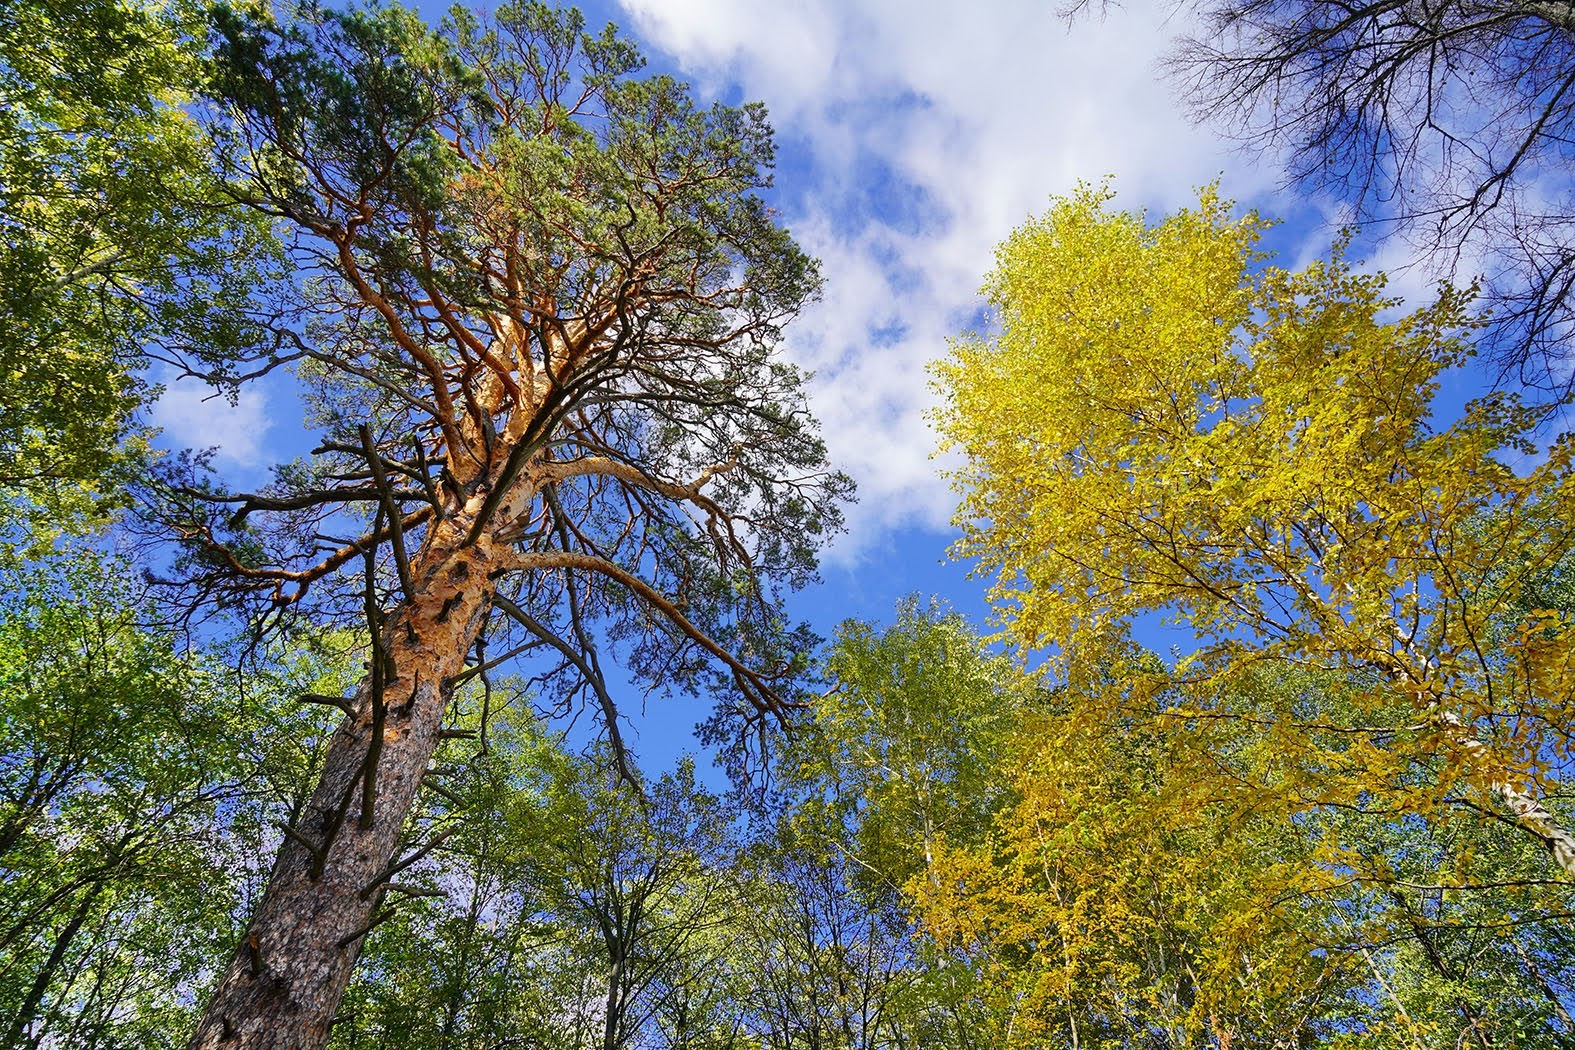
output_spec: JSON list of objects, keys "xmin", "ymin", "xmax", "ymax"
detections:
[
  {"xmin": 190, "ymin": 514, "xmax": 509, "ymax": 1049},
  {"xmin": 182, "ymin": 5, "xmax": 843, "ymax": 1041}
]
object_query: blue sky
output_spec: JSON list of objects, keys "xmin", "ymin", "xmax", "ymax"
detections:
[{"xmin": 147, "ymin": 0, "xmax": 1496, "ymax": 772}]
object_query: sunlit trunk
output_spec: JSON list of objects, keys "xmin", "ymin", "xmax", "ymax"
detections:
[
  {"xmin": 1435, "ymin": 710, "xmax": 1575, "ymax": 877},
  {"xmin": 190, "ymin": 517, "xmax": 509, "ymax": 1049}
]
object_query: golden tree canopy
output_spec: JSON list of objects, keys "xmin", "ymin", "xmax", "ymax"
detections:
[{"xmin": 933, "ymin": 184, "xmax": 1575, "ymax": 872}]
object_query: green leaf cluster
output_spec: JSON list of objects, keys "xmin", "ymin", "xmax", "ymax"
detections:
[{"xmin": 0, "ymin": 0, "xmax": 282, "ymax": 532}]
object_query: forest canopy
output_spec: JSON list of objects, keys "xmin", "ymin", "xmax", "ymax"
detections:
[{"xmin": 2, "ymin": 0, "xmax": 1573, "ymax": 1048}]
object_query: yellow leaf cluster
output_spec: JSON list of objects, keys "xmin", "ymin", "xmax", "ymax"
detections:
[
  {"xmin": 923, "ymin": 184, "xmax": 1575, "ymax": 1044},
  {"xmin": 932, "ymin": 183, "xmax": 1575, "ymax": 838},
  {"xmin": 911, "ymin": 664, "xmax": 1354, "ymax": 1049}
]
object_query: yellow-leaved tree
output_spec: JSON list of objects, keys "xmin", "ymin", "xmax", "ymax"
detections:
[
  {"xmin": 925, "ymin": 185, "xmax": 1575, "ymax": 1047},
  {"xmin": 911, "ymin": 654, "xmax": 1366, "ymax": 1049},
  {"xmin": 934, "ymin": 184, "xmax": 1575, "ymax": 876}
]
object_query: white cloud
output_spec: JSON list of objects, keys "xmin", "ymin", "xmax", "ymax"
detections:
[
  {"xmin": 151, "ymin": 373, "xmax": 275, "ymax": 476},
  {"xmin": 618, "ymin": 0, "xmax": 1284, "ymax": 559}
]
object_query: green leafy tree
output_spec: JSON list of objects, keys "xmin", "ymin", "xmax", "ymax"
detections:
[
  {"xmin": 0, "ymin": 544, "xmax": 350, "ymax": 1048},
  {"xmin": 728, "ymin": 823, "xmax": 921, "ymax": 1050},
  {"xmin": 730, "ymin": 602, "xmax": 1040, "ymax": 1050},
  {"xmin": 507, "ymin": 752, "xmax": 744, "ymax": 1050},
  {"xmin": 330, "ymin": 714, "xmax": 588, "ymax": 1050},
  {"xmin": 799, "ymin": 599, "xmax": 1035, "ymax": 882},
  {"xmin": 0, "ymin": 0, "xmax": 278, "ymax": 533}
]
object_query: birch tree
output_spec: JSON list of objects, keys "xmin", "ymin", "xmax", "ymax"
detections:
[
  {"xmin": 930, "ymin": 188, "xmax": 1575, "ymax": 1036},
  {"xmin": 932, "ymin": 184, "xmax": 1575, "ymax": 880}
]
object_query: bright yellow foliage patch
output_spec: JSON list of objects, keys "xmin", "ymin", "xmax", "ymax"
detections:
[
  {"xmin": 925, "ymin": 185, "xmax": 1575, "ymax": 1046},
  {"xmin": 912, "ymin": 667, "xmax": 1357, "ymax": 1049},
  {"xmin": 933, "ymin": 184, "xmax": 1575, "ymax": 821}
]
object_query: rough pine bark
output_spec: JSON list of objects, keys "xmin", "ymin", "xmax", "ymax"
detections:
[{"xmin": 190, "ymin": 485, "xmax": 533, "ymax": 1048}]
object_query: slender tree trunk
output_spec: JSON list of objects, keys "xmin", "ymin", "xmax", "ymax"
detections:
[
  {"xmin": 603, "ymin": 950, "xmax": 626, "ymax": 1050},
  {"xmin": 438, "ymin": 853, "xmax": 487, "ymax": 1047},
  {"xmin": 1510, "ymin": 936, "xmax": 1575, "ymax": 1032},
  {"xmin": 1436, "ymin": 710, "xmax": 1575, "ymax": 876},
  {"xmin": 190, "ymin": 513, "xmax": 513, "ymax": 1049},
  {"xmin": 1390, "ymin": 889, "xmax": 1493, "ymax": 1050},
  {"xmin": 4, "ymin": 879, "xmax": 105, "ymax": 1049}
]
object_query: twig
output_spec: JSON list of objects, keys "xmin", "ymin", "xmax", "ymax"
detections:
[
  {"xmin": 359, "ymin": 827, "xmax": 457, "ymax": 899},
  {"xmin": 361, "ymin": 423, "xmax": 416, "ymax": 601}
]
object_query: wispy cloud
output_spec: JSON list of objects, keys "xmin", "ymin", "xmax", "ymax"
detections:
[
  {"xmin": 150, "ymin": 372, "xmax": 276, "ymax": 478},
  {"xmin": 617, "ymin": 0, "xmax": 1281, "ymax": 558}
]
